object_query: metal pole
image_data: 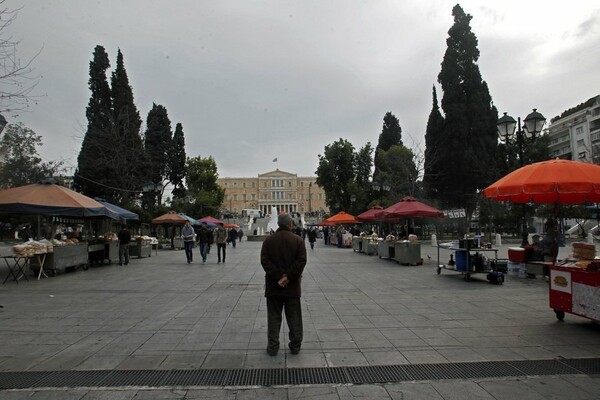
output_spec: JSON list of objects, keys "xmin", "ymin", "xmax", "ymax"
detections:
[{"xmin": 517, "ymin": 117, "xmax": 528, "ymax": 246}]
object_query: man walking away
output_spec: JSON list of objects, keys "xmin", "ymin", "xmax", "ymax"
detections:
[
  {"xmin": 307, "ymin": 228, "xmax": 317, "ymax": 250},
  {"xmin": 118, "ymin": 224, "xmax": 131, "ymax": 266},
  {"xmin": 197, "ymin": 222, "xmax": 211, "ymax": 264},
  {"xmin": 182, "ymin": 220, "xmax": 195, "ymax": 263},
  {"xmin": 260, "ymin": 213, "xmax": 307, "ymax": 356},
  {"xmin": 238, "ymin": 229, "xmax": 244, "ymax": 244},
  {"xmin": 228, "ymin": 228, "xmax": 238, "ymax": 248},
  {"xmin": 215, "ymin": 223, "xmax": 227, "ymax": 263}
]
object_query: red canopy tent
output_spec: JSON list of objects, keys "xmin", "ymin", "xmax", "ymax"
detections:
[
  {"xmin": 356, "ymin": 205, "xmax": 383, "ymax": 222},
  {"xmin": 315, "ymin": 220, "xmax": 336, "ymax": 227},
  {"xmin": 152, "ymin": 211, "xmax": 188, "ymax": 224},
  {"xmin": 376, "ymin": 196, "xmax": 444, "ymax": 219},
  {"xmin": 198, "ymin": 216, "xmax": 224, "ymax": 225}
]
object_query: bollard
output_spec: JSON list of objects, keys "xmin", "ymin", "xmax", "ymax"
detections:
[
  {"xmin": 495, "ymin": 233, "xmax": 502, "ymax": 247},
  {"xmin": 431, "ymin": 234, "xmax": 437, "ymax": 247}
]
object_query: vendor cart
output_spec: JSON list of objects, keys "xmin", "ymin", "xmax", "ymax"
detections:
[
  {"xmin": 129, "ymin": 238, "xmax": 152, "ymax": 258},
  {"xmin": 352, "ymin": 236, "xmax": 363, "ymax": 252},
  {"xmin": 436, "ymin": 244, "xmax": 503, "ymax": 284},
  {"xmin": 30, "ymin": 243, "xmax": 89, "ymax": 274},
  {"xmin": 482, "ymin": 158, "xmax": 600, "ymax": 320},
  {"xmin": 549, "ymin": 264, "xmax": 600, "ymax": 321}
]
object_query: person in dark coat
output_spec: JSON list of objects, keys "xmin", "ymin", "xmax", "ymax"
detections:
[
  {"xmin": 260, "ymin": 213, "xmax": 307, "ymax": 356},
  {"xmin": 117, "ymin": 224, "xmax": 131, "ymax": 266},
  {"xmin": 307, "ymin": 228, "xmax": 317, "ymax": 250},
  {"xmin": 228, "ymin": 228, "xmax": 238, "ymax": 248},
  {"xmin": 197, "ymin": 222, "xmax": 211, "ymax": 264}
]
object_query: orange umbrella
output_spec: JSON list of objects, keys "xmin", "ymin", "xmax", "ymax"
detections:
[
  {"xmin": 152, "ymin": 211, "xmax": 188, "ymax": 224},
  {"xmin": 316, "ymin": 220, "xmax": 336, "ymax": 227},
  {"xmin": 325, "ymin": 211, "xmax": 359, "ymax": 224},
  {"xmin": 224, "ymin": 223, "xmax": 239, "ymax": 229},
  {"xmin": 483, "ymin": 159, "xmax": 600, "ymax": 204}
]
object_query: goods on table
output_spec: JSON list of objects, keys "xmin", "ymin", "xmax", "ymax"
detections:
[
  {"xmin": 571, "ymin": 242, "xmax": 596, "ymax": 260},
  {"xmin": 12, "ymin": 240, "xmax": 53, "ymax": 256}
]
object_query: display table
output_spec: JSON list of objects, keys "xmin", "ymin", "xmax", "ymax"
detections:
[
  {"xmin": 363, "ymin": 239, "xmax": 378, "ymax": 255},
  {"xmin": 378, "ymin": 240, "xmax": 396, "ymax": 260},
  {"xmin": 2, "ymin": 255, "xmax": 29, "ymax": 284},
  {"xmin": 352, "ymin": 237, "xmax": 363, "ymax": 252},
  {"xmin": 34, "ymin": 243, "xmax": 89, "ymax": 273},
  {"xmin": 129, "ymin": 239, "xmax": 152, "ymax": 258},
  {"xmin": 394, "ymin": 242, "xmax": 421, "ymax": 265},
  {"xmin": 436, "ymin": 246, "xmax": 502, "ymax": 283}
]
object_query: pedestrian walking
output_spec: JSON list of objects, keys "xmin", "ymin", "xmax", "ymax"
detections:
[
  {"xmin": 238, "ymin": 229, "xmax": 243, "ymax": 244},
  {"xmin": 228, "ymin": 228, "xmax": 238, "ymax": 248},
  {"xmin": 215, "ymin": 223, "xmax": 227, "ymax": 263},
  {"xmin": 197, "ymin": 222, "xmax": 211, "ymax": 264},
  {"xmin": 182, "ymin": 220, "xmax": 195, "ymax": 263},
  {"xmin": 260, "ymin": 213, "xmax": 307, "ymax": 356},
  {"xmin": 117, "ymin": 224, "xmax": 131, "ymax": 266},
  {"xmin": 307, "ymin": 228, "xmax": 317, "ymax": 250}
]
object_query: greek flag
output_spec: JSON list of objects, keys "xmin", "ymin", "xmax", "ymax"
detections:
[{"xmin": 273, "ymin": 158, "xmax": 277, "ymax": 162}]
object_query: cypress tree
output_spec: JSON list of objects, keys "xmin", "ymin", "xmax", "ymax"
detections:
[
  {"xmin": 110, "ymin": 49, "xmax": 145, "ymax": 205},
  {"xmin": 168, "ymin": 122, "xmax": 187, "ymax": 199},
  {"xmin": 436, "ymin": 4, "xmax": 498, "ymax": 212},
  {"xmin": 74, "ymin": 45, "xmax": 113, "ymax": 198},
  {"xmin": 373, "ymin": 112, "xmax": 403, "ymax": 183},
  {"xmin": 144, "ymin": 103, "xmax": 172, "ymax": 204},
  {"xmin": 423, "ymin": 86, "xmax": 445, "ymax": 199}
]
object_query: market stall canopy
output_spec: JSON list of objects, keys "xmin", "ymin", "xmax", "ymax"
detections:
[
  {"xmin": 376, "ymin": 196, "xmax": 444, "ymax": 219},
  {"xmin": 315, "ymin": 220, "xmax": 336, "ymax": 227},
  {"xmin": 0, "ymin": 178, "xmax": 119, "ymax": 219},
  {"xmin": 357, "ymin": 205, "xmax": 384, "ymax": 222},
  {"xmin": 95, "ymin": 198, "xmax": 139, "ymax": 221},
  {"xmin": 224, "ymin": 223, "xmax": 239, "ymax": 229},
  {"xmin": 483, "ymin": 158, "xmax": 600, "ymax": 204},
  {"xmin": 198, "ymin": 216, "xmax": 224, "ymax": 225},
  {"xmin": 324, "ymin": 211, "xmax": 359, "ymax": 224},
  {"xmin": 151, "ymin": 211, "xmax": 188, "ymax": 224},
  {"xmin": 179, "ymin": 213, "xmax": 200, "ymax": 226}
]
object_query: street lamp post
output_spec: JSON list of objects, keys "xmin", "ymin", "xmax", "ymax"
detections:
[
  {"xmin": 497, "ymin": 108, "xmax": 546, "ymax": 245},
  {"xmin": 308, "ymin": 182, "xmax": 312, "ymax": 215},
  {"xmin": 143, "ymin": 182, "xmax": 163, "ymax": 210},
  {"xmin": 372, "ymin": 181, "xmax": 391, "ymax": 205}
]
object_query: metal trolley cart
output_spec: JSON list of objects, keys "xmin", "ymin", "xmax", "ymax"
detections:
[
  {"xmin": 436, "ymin": 243, "xmax": 503, "ymax": 284},
  {"xmin": 549, "ymin": 264, "xmax": 600, "ymax": 321}
]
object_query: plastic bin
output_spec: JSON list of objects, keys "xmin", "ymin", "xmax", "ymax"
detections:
[{"xmin": 455, "ymin": 250, "xmax": 469, "ymax": 271}]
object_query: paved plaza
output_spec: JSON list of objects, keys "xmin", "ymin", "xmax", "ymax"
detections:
[{"xmin": 0, "ymin": 238, "xmax": 599, "ymax": 399}]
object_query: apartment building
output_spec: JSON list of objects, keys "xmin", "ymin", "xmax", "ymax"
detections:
[{"xmin": 548, "ymin": 95, "xmax": 600, "ymax": 163}]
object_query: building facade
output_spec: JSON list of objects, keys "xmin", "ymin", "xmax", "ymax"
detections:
[
  {"xmin": 217, "ymin": 169, "xmax": 329, "ymax": 216},
  {"xmin": 548, "ymin": 95, "xmax": 600, "ymax": 163}
]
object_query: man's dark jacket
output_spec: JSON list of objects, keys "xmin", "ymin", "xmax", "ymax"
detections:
[
  {"xmin": 197, "ymin": 227, "xmax": 212, "ymax": 244},
  {"xmin": 261, "ymin": 225, "xmax": 307, "ymax": 297}
]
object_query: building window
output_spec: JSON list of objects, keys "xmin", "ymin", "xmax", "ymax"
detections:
[
  {"xmin": 289, "ymin": 181, "xmax": 292, "ymax": 187},
  {"xmin": 243, "ymin": 182, "xmax": 246, "ymax": 188},
  {"xmin": 233, "ymin": 182, "xmax": 237, "ymax": 187},
  {"xmin": 233, "ymin": 194, "xmax": 238, "ymax": 200},
  {"xmin": 224, "ymin": 194, "xmax": 228, "ymax": 200},
  {"xmin": 224, "ymin": 182, "xmax": 228, "ymax": 188},
  {"xmin": 577, "ymin": 139, "xmax": 585, "ymax": 147},
  {"xmin": 300, "ymin": 182, "xmax": 304, "ymax": 187},
  {"xmin": 576, "ymin": 126, "xmax": 584, "ymax": 135},
  {"xmin": 252, "ymin": 194, "xmax": 256, "ymax": 200},
  {"xmin": 300, "ymin": 194, "xmax": 304, "ymax": 200},
  {"xmin": 592, "ymin": 107, "xmax": 600, "ymax": 117},
  {"xmin": 252, "ymin": 182, "xmax": 255, "ymax": 188}
]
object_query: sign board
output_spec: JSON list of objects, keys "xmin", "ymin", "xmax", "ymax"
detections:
[{"xmin": 443, "ymin": 209, "xmax": 466, "ymax": 219}]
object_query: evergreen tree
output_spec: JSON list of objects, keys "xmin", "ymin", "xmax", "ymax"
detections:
[
  {"xmin": 74, "ymin": 45, "xmax": 113, "ymax": 198},
  {"xmin": 144, "ymin": 103, "xmax": 172, "ymax": 205},
  {"xmin": 186, "ymin": 156, "xmax": 224, "ymax": 217},
  {"xmin": 0, "ymin": 123, "xmax": 63, "ymax": 188},
  {"xmin": 423, "ymin": 86, "xmax": 445, "ymax": 199},
  {"xmin": 436, "ymin": 4, "xmax": 498, "ymax": 213},
  {"xmin": 110, "ymin": 49, "xmax": 145, "ymax": 205},
  {"xmin": 316, "ymin": 138, "xmax": 357, "ymax": 213},
  {"xmin": 373, "ymin": 112, "xmax": 402, "ymax": 182},
  {"xmin": 168, "ymin": 122, "xmax": 187, "ymax": 199}
]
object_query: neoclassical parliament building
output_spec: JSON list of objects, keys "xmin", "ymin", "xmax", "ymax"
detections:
[{"xmin": 216, "ymin": 169, "xmax": 329, "ymax": 216}]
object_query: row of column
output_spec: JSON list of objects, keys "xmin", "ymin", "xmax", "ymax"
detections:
[{"xmin": 260, "ymin": 204, "xmax": 298, "ymax": 215}]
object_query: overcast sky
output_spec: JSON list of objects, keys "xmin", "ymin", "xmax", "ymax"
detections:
[{"xmin": 5, "ymin": 0, "xmax": 600, "ymax": 180}]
